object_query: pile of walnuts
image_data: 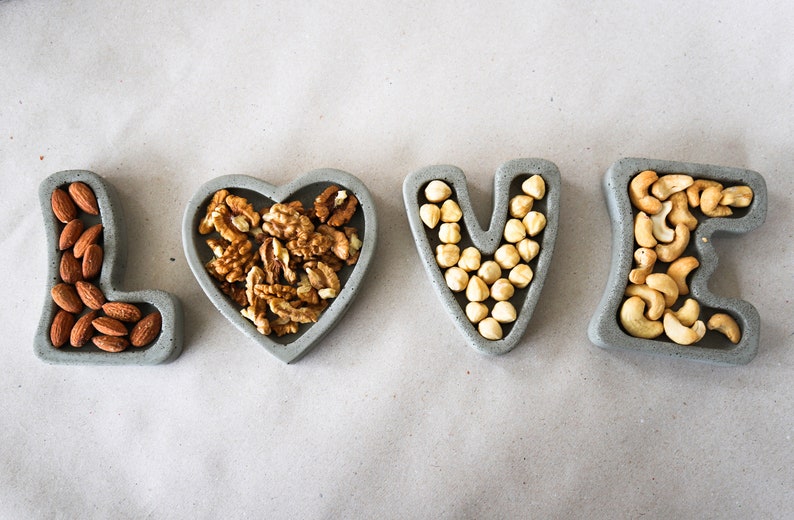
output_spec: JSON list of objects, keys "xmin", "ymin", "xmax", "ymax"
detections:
[{"xmin": 199, "ymin": 186, "xmax": 362, "ymax": 337}]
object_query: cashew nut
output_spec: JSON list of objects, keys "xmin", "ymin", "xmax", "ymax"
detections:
[
  {"xmin": 700, "ymin": 186, "xmax": 733, "ymax": 217},
  {"xmin": 620, "ymin": 296, "xmax": 664, "ymax": 339},
  {"xmin": 707, "ymin": 313, "xmax": 741, "ymax": 344},
  {"xmin": 663, "ymin": 311, "xmax": 706, "ymax": 345},
  {"xmin": 629, "ymin": 247, "xmax": 657, "ymax": 285},
  {"xmin": 629, "ymin": 170, "xmax": 663, "ymax": 214},
  {"xmin": 651, "ymin": 174, "xmax": 694, "ymax": 201},
  {"xmin": 624, "ymin": 284, "xmax": 666, "ymax": 321},
  {"xmin": 666, "ymin": 256, "xmax": 699, "ymax": 296},
  {"xmin": 634, "ymin": 211, "xmax": 657, "ymax": 248},
  {"xmin": 669, "ymin": 298, "xmax": 700, "ymax": 327},
  {"xmin": 719, "ymin": 186, "xmax": 753, "ymax": 208},
  {"xmin": 667, "ymin": 191, "xmax": 698, "ymax": 231},
  {"xmin": 645, "ymin": 272, "xmax": 679, "ymax": 308},
  {"xmin": 655, "ymin": 223, "xmax": 690, "ymax": 263},
  {"xmin": 650, "ymin": 200, "xmax": 675, "ymax": 243},
  {"xmin": 686, "ymin": 179, "xmax": 723, "ymax": 208}
]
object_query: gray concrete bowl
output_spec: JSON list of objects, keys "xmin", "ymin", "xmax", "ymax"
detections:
[
  {"xmin": 403, "ymin": 158, "xmax": 561, "ymax": 356},
  {"xmin": 182, "ymin": 170, "xmax": 377, "ymax": 364},
  {"xmin": 588, "ymin": 157, "xmax": 767, "ymax": 365},
  {"xmin": 36, "ymin": 170, "xmax": 184, "ymax": 365}
]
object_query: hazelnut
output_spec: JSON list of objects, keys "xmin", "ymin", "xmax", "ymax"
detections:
[
  {"xmin": 440, "ymin": 199, "xmax": 463, "ymax": 223},
  {"xmin": 465, "ymin": 301, "xmax": 489, "ymax": 323},
  {"xmin": 435, "ymin": 244, "xmax": 460, "ymax": 268},
  {"xmin": 445, "ymin": 267, "xmax": 469, "ymax": 292},
  {"xmin": 509, "ymin": 194, "xmax": 534, "ymax": 219},
  {"xmin": 491, "ymin": 301, "xmax": 517, "ymax": 323},
  {"xmin": 521, "ymin": 175, "xmax": 546, "ymax": 199},
  {"xmin": 522, "ymin": 211, "xmax": 547, "ymax": 236},
  {"xmin": 503, "ymin": 219, "xmax": 527, "ymax": 243},
  {"xmin": 477, "ymin": 261, "xmax": 501, "ymax": 285},
  {"xmin": 478, "ymin": 317, "xmax": 503, "ymax": 340},
  {"xmin": 516, "ymin": 238, "xmax": 540, "ymax": 262},
  {"xmin": 494, "ymin": 244, "xmax": 520, "ymax": 269},
  {"xmin": 438, "ymin": 222, "xmax": 461, "ymax": 244},
  {"xmin": 508, "ymin": 264, "xmax": 534, "ymax": 288},
  {"xmin": 425, "ymin": 180, "xmax": 452, "ymax": 203},
  {"xmin": 420, "ymin": 204, "xmax": 441, "ymax": 229},
  {"xmin": 466, "ymin": 275, "xmax": 490, "ymax": 302},
  {"xmin": 490, "ymin": 278, "xmax": 515, "ymax": 301},
  {"xmin": 458, "ymin": 247, "xmax": 481, "ymax": 272}
]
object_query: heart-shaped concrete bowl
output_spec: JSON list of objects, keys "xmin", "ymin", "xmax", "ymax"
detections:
[
  {"xmin": 182, "ymin": 170, "xmax": 377, "ymax": 364},
  {"xmin": 403, "ymin": 158, "xmax": 561, "ymax": 355},
  {"xmin": 35, "ymin": 170, "xmax": 184, "ymax": 365},
  {"xmin": 588, "ymin": 157, "xmax": 767, "ymax": 365}
]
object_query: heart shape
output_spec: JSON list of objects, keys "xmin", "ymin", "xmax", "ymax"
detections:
[
  {"xmin": 403, "ymin": 159, "xmax": 560, "ymax": 355},
  {"xmin": 182, "ymin": 170, "xmax": 377, "ymax": 363},
  {"xmin": 35, "ymin": 170, "xmax": 184, "ymax": 365},
  {"xmin": 588, "ymin": 157, "xmax": 767, "ymax": 365}
]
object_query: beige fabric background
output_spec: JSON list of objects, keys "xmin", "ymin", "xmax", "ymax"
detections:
[{"xmin": 2, "ymin": 1, "xmax": 793, "ymax": 518}]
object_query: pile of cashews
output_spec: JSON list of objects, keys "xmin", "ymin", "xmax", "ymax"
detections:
[
  {"xmin": 420, "ymin": 176, "xmax": 547, "ymax": 341},
  {"xmin": 620, "ymin": 170, "xmax": 753, "ymax": 345}
]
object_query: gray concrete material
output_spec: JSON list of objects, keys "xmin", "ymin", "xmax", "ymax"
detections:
[
  {"xmin": 182, "ymin": 170, "xmax": 377, "ymax": 364},
  {"xmin": 588, "ymin": 157, "xmax": 767, "ymax": 365},
  {"xmin": 403, "ymin": 159, "xmax": 561, "ymax": 356},
  {"xmin": 36, "ymin": 170, "xmax": 184, "ymax": 365}
]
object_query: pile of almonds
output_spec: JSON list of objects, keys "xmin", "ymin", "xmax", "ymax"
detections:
[
  {"xmin": 620, "ymin": 171, "xmax": 752, "ymax": 346},
  {"xmin": 420, "ymin": 176, "xmax": 547, "ymax": 341},
  {"xmin": 49, "ymin": 182, "xmax": 161, "ymax": 352}
]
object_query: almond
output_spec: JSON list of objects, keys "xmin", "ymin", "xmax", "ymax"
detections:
[
  {"xmin": 59, "ymin": 250, "xmax": 83, "ymax": 284},
  {"xmin": 50, "ymin": 309, "xmax": 75, "ymax": 347},
  {"xmin": 68, "ymin": 181, "xmax": 100, "ymax": 215},
  {"xmin": 51, "ymin": 283, "xmax": 83, "ymax": 313},
  {"xmin": 82, "ymin": 244, "xmax": 103, "ymax": 280},
  {"xmin": 75, "ymin": 280, "xmax": 106, "ymax": 310},
  {"xmin": 102, "ymin": 301, "xmax": 142, "ymax": 322},
  {"xmin": 70, "ymin": 309, "xmax": 99, "ymax": 347},
  {"xmin": 73, "ymin": 223, "xmax": 103, "ymax": 258},
  {"xmin": 51, "ymin": 188, "xmax": 77, "ymax": 223},
  {"xmin": 92, "ymin": 335, "xmax": 129, "ymax": 352},
  {"xmin": 92, "ymin": 316, "xmax": 127, "ymax": 336},
  {"xmin": 59, "ymin": 219, "xmax": 84, "ymax": 250},
  {"xmin": 130, "ymin": 312, "xmax": 161, "ymax": 347}
]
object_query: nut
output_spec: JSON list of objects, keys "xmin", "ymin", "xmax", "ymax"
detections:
[
  {"xmin": 130, "ymin": 311, "xmax": 163, "ymax": 347},
  {"xmin": 457, "ymin": 247, "xmax": 481, "ymax": 272},
  {"xmin": 92, "ymin": 316, "xmax": 127, "ymax": 337},
  {"xmin": 522, "ymin": 211, "xmax": 546, "ymax": 237},
  {"xmin": 465, "ymin": 275, "xmax": 490, "ymax": 302},
  {"xmin": 668, "ymin": 298, "xmax": 700, "ymax": 327},
  {"xmin": 438, "ymin": 222, "xmax": 461, "ymax": 244},
  {"xmin": 620, "ymin": 296, "xmax": 664, "ymax": 339},
  {"xmin": 508, "ymin": 264, "xmax": 533, "ymax": 289},
  {"xmin": 667, "ymin": 192, "xmax": 698, "ymax": 231},
  {"xmin": 59, "ymin": 219, "xmax": 84, "ymax": 250},
  {"xmin": 70, "ymin": 309, "xmax": 99, "ymax": 347},
  {"xmin": 700, "ymin": 186, "xmax": 733, "ymax": 217},
  {"xmin": 666, "ymin": 256, "xmax": 699, "ymax": 296},
  {"xmin": 491, "ymin": 301, "xmax": 517, "ymax": 323},
  {"xmin": 68, "ymin": 181, "xmax": 100, "ymax": 215},
  {"xmin": 465, "ymin": 301, "xmax": 489, "ymax": 323},
  {"xmin": 478, "ymin": 317, "xmax": 503, "ymax": 340},
  {"xmin": 707, "ymin": 313, "xmax": 741, "ymax": 344},
  {"xmin": 650, "ymin": 201, "xmax": 675, "ymax": 243},
  {"xmin": 92, "ymin": 335, "xmax": 129, "ymax": 352},
  {"xmin": 503, "ymin": 219, "xmax": 526, "ymax": 243},
  {"xmin": 82, "ymin": 244, "xmax": 103, "ymax": 280},
  {"xmin": 654, "ymin": 223, "xmax": 690, "ymax": 263},
  {"xmin": 444, "ymin": 267, "xmax": 469, "ymax": 292},
  {"xmin": 628, "ymin": 247, "xmax": 657, "ymax": 285},
  {"xmin": 490, "ymin": 279, "xmax": 515, "ymax": 301},
  {"xmin": 51, "ymin": 188, "xmax": 78, "ymax": 223},
  {"xmin": 477, "ymin": 261, "xmax": 501, "ymax": 285},
  {"xmin": 424, "ymin": 180, "xmax": 452, "ymax": 203},
  {"xmin": 651, "ymin": 174, "xmax": 694, "ymax": 201},
  {"xmin": 435, "ymin": 244, "xmax": 461, "ymax": 268},
  {"xmin": 521, "ymin": 175, "xmax": 546, "ymax": 199},
  {"xmin": 624, "ymin": 284, "xmax": 666, "ymax": 321},
  {"xmin": 50, "ymin": 309, "xmax": 75, "ymax": 347},
  {"xmin": 686, "ymin": 179, "xmax": 723, "ymax": 207},
  {"xmin": 439, "ymin": 199, "xmax": 462, "ymax": 223},
  {"xmin": 419, "ymin": 204, "xmax": 441, "ymax": 229},
  {"xmin": 75, "ymin": 281, "xmax": 106, "ymax": 310},
  {"xmin": 494, "ymin": 244, "xmax": 520, "ymax": 270},
  {"xmin": 663, "ymin": 311, "xmax": 706, "ymax": 345},
  {"xmin": 645, "ymin": 273, "xmax": 679, "ymax": 308},
  {"xmin": 720, "ymin": 186, "xmax": 753, "ymax": 208},
  {"xmin": 509, "ymin": 195, "xmax": 534, "ymax": 218},
  {"xmin": 51, "ymin": 283, "xmax": 83, "ymax": 314},
  {"xmin": 102, "ymin": 301, "xmax": 143, "ymax": 322},
  {"xmin": 73, "ymin": 224, "xmax": 103, "ymax": 259},
  {"xmin": 629, "ymin": 170, "xmax": 662, "ymax": 215},
  {"xmin": 59, "ymin": 250, "xmax": 83, "ymax": 284},
  {"xmin": 516, "ymin": 238, "xmax": 539, "ymax": 263},
  {"xmin": 633, "ymin": 211, "xmax": 657, "ymax": 248}
]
